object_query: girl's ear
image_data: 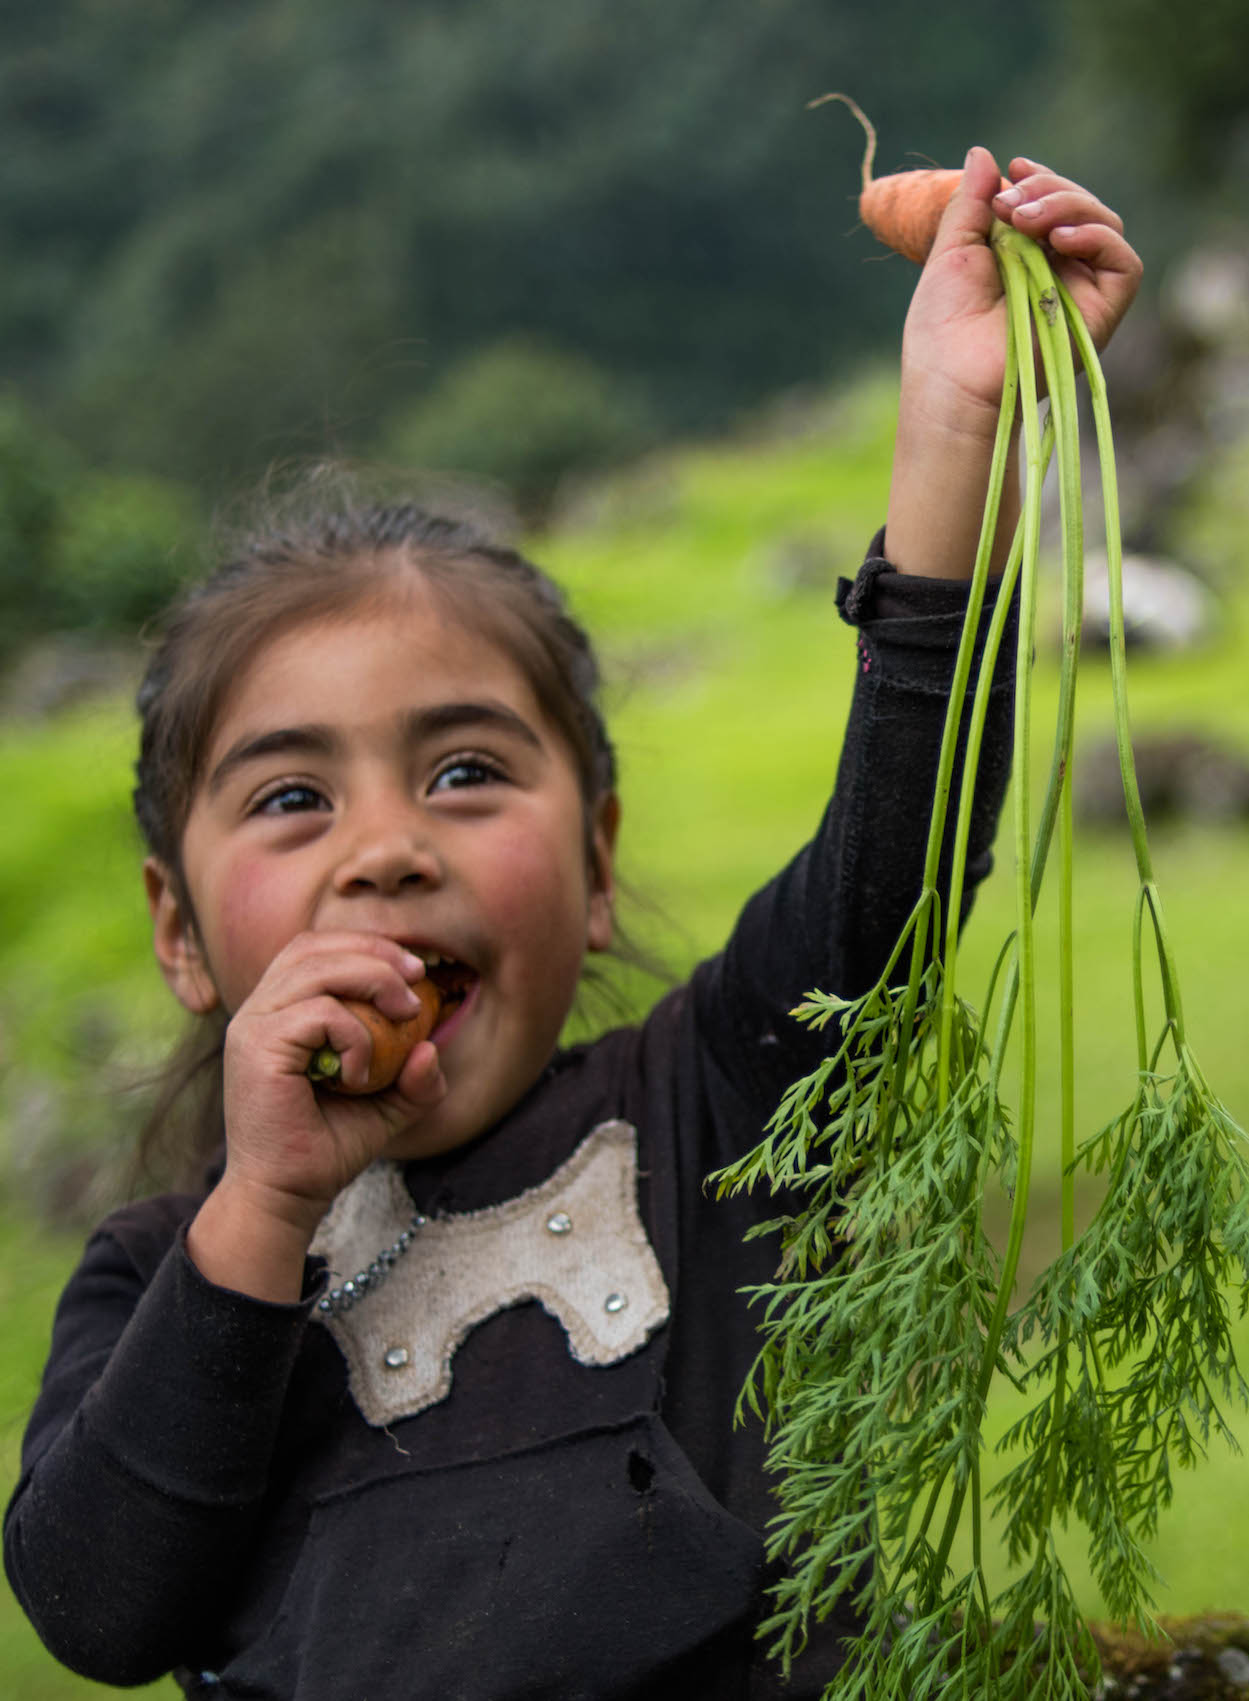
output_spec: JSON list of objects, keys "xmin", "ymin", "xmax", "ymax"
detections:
[
  {"xmin": 586, "ymin": 792, "xmax": 620, "ymax": 954},
  {"xmin": 143, "ymin": 858, "xmax": 221, "ymax": 1015}
]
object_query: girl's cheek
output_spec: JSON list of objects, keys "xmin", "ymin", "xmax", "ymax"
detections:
[
  {"xmin": 201, "ymin": 852, "xmax": 298, "ymax": 1003},
  {"xmin": 495, "ymin": 835, "xmax": 585, "ymax": 925}
]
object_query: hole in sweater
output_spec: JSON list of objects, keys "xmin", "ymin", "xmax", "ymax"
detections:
[{"xmin": 628, "ymin": 1450, "xmax": 655, "ymax": 1494}]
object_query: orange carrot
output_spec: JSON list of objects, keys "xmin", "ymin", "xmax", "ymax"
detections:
[
  {"xmin": 811, "ymin": 92, "xmax": 1006, "ymax": 265},
  {"xmin": 307, "ymin": 978, "xmax": 442, "ymax": 1095}
]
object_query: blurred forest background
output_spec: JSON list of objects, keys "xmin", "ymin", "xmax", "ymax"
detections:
[
  {"xmin": 3, "ymin": 0, "xmax": 1248, "ymax": 642},
  {"xmin": 5, "ymin": 0, "xmax": 1249, "ymax": 1694}
]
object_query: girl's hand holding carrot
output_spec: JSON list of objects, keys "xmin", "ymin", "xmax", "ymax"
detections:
[
  {"xmin": 187, "ymin": 931, "xmax": 447, "ymax": 1303},
  {"xmin": 884, "ymin": 145, "xmax": 1142, "ymax": 580}
]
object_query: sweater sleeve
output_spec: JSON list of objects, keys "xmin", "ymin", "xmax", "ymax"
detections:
[
  {"xmin": 3, "ymin": 1211, "xmax": 323, "ymax": 1687},
  {"xmin": 692, "ymin": 533, "xmax": 1017, "ymax": 1111}
]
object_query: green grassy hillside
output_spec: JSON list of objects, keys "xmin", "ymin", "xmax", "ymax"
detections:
[{"xmin": 4, "ymin": 368, "xmax": 1249, "ymax": 1692}]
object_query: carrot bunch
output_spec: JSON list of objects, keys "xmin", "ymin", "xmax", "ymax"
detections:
[{"xmin": 715, "ymin": 105, "xmax": 1249, "ymax": 1701}]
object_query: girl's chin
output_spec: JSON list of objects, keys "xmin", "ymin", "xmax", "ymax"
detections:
[{"xmin": 383, "ymin": 1116, "xmax": 483, "ymax": 1163}]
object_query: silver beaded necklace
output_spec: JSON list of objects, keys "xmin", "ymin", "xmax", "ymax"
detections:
[{"xmin": 316, "ymin": 1209, "xmax": 427, "ymax": 1316}]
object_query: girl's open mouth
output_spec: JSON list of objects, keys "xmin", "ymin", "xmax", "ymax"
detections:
[{"xmin": 421, "ymin": 952, "xmax": 476, "ymax": 1026}]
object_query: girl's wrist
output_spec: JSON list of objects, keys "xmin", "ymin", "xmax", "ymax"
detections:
[
  {"xmin": 896, "ymin": 356, "xmax": 1009, "ymax": 450},
  {"xmin": 187, "ymin": 1173, "xmax": 327, "ymax": 1304},
  {"xmin": 885, "ymin": 400, "xmax": 1020, "ymax": 580}
]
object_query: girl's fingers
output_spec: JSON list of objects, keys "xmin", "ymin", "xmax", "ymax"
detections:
[
  {"xmin": 248, "ymin": 933, "xmax": 428, "ymax": 1023},
  {"xmin": 1047, "ymin": 219, "xmax": 1140, "ymax": 277},
  {"xmin": 988, "ymin": 159, "xmax": 1140, "ymax": 349},
  {"xmin": 928, "ymin": 145, "xmax": 1000, "ymax": 258},
  {"xmin": 392, "ymin": 1040, "xmax": 448, "ymax": 1108},
  {"xmin": 998, "ymin": 186, "xmax": 1126, "ymax": 239},
  {"xmin": 999, "ymin": 158, "xmax": 1125, "ymax": 234},
  {"xmin": 224, "ymin": 934, "xmax": 435, "ymax": 1100},
  {"xmin": 296, "ymin": 995, "xmax": 386, "ymax": 1088},
  {"xmin": 1048, "ymin": 223, "xmax": 1144, "ymax": 349}
]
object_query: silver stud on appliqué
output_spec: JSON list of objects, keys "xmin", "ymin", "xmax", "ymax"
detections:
[
  {"xmin": 546, "ymin": 1211, "xmax": 573, "ymax": 1235},
  {"xmin": 604, "ymin": 1292, "xmax": 628, "ymax": 1314},
  {"xmin": 383, "ymin": 1346, "xmax": 411, "ymax": 1370}
]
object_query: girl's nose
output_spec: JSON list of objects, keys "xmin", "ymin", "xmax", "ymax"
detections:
[{"xmin": 333, "ymin": 815, "xmax": 443, "ymax": 895}]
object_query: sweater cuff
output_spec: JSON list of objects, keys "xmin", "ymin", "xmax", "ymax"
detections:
[
  {"xmin": 836, "ymin": 528, "xmax": 1015, "ymax": 690},
  {"xmin": 838, "ymin": 527, "xmax": 1005, "ymax": 622},
  {"xmin": 79, "ymin": 1228, "xmax": 324, "ymax": 1504}
]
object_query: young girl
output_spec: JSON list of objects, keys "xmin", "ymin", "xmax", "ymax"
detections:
[{"xmin": 5, "ymin": 152, "xmax": 1140, "ymax": 1699}]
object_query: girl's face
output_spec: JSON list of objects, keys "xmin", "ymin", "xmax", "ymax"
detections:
[{"xmin": 148, "ymin": 586, "xmax": 617, "ymax": 1159}]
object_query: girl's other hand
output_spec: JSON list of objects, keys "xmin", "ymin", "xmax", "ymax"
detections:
[
  {"xmin": 901, "ymin": 147, "xmax": 1142, "ymax": 437},
  {"xmin": 187, "ymin": 932, "xmax": 446, "ymax": 1302},
  {"xmin": 884, "ymin": 148, "xmax": 1141, "ymax": 579}
]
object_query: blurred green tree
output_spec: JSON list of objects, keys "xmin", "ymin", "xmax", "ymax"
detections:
[
  {"xmin": 383, "ymin": 337, "xmax": 656, "ymax": 526},
  {"xmin": 50, "ymin": 470, "xmax": 198, "ymax": 635},
  {"xmin": 1069, "ymin": 0, "xmax": 1249, "ymax": 181},
  {"xmin": 0, "ymin": 389, "xmax": 198, "ymax": 658},
  {"xmin": 0, "ymin": 0, "xmax": 1055, "ymax": 491},
  {"xmin": 0, "ymin": 391, "xmax": 79, "ymax": 662}
]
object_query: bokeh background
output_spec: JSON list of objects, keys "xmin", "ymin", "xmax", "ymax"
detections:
[{"xmin": 4, "ymin": 0, "xmax": 1249, "ymax": 1693}]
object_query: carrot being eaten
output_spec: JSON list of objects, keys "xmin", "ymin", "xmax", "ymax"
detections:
[
  {"xmin": 811, "ymin": 91, "xmax": 1006, "ymax": 264},
  {"xmin": 307, "ymin": 978, "xmax": 442, "ymax": 1095}
]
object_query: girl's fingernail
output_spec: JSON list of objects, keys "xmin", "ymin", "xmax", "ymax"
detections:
[
  {"xmin": 399, "ymin": 949, "xmax": 424, "ymax": 974},
  {"xmin": 1015, "ymin": 200, "xmax": 1042, "ymax": 218},
  {"xmin": 995, "ymin": 185, "xmax": 1023, "ymax": 209}
]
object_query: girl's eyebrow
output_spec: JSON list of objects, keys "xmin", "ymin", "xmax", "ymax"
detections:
[
  {"xmin": 404, "ymin": 700, "xmax": 543, "ymax": 750},
  {"xmin": 206, "ymin": 701, "xmax": 543, "ymax": 795},
  {"xmin": 206, "ymin": 725, "xmax": 335, "ymax": 794}
]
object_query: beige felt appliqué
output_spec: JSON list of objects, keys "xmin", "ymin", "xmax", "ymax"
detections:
[{"xmin": 311, "ymin": 1120, "xmax": 671, "ymax": 1426}]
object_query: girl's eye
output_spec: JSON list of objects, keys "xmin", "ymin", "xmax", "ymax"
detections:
[
  {"xmin": 431, "ymin": 756, "xmax": 504, "ymax": 793},
  {"xmin": 254, "ymin": 783, "xmax": 328, "ymax": 816}
]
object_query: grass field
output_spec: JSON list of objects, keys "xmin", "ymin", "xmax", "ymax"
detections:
[{"xmin": 4, "ymin": 368, "xmax": 1249, "ymax": 1691}]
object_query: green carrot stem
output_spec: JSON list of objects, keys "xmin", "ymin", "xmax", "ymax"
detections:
[
  {"xmin": 976, "ymin": 242, "xmax": 1085, "ymax": 1102},
  {"xmin": 306, "ymin": 1045, "xmax": 344, "ymax": 1085},
  {"xmin": 979, "ymin": 236, "xmax": 1044, "ymax": 1365},
  {"xmin": 971, "ymin": 242, "xmax": 1088, "ymax": 1582},
  {"xmin": 940, "ymin": 232, "xmax": 1086, "ymax": 1125},
  {"xmin": 1013, "ymin": 235, "xmax": 1084, "ymax": 1272},
  {"xmin": 971, "ymin": 1455, "xmax": 994, "ymax": 1625},
  {"xmin": 1055, "ymin": 276, "xmax": 1147, "ymax": 869},
  {"xmin": 1059, "ymin": 775, "xmax": 1076, "ymax": 1248},
  {"xmin": 1054, "ymin": 276, "xmax": 1189, "ymax": 1047},
  {"xmin": 880, "ymin": 358, "xmax": 1019, "ymax": 1150},
  {"xmin": 938, "ymin": 428, "xmax": 1048, "ymax": 1102},
  {"xmin": 935, "ymin": 320, "xmax": 1022, "ymax": 1106},
  {"xmin": 928, "ymin": 227, "xmax": 1096, "ymax": 1591},
  {"xmin": 1039, "ymin": 738, "xmax": 1076, "ymax": 1593},
  {"xmin": 1141, "ymin": 880, "xmax": 1185, "ymax": 1051},
  {"xmin": 932, "ymin": 237, "xmax": 1047, "ymax": 1581},
  {"xmin": 1132, "ymin": 884, "xmax": 1149, "ymax": 1074}
]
